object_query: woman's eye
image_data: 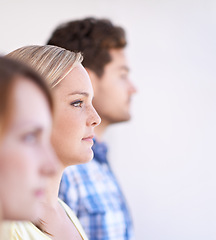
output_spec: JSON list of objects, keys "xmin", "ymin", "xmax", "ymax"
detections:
[
  {"xmin": 71, "ymin": 100, "xmax": 83, "ymax": 108},
  {"xmin": 22, "ymin": 133, "xmax": 37, "ymax": 144},
  {"xmin": 120, "ymin": 74, "xmax": 128, "ymax": 80}
]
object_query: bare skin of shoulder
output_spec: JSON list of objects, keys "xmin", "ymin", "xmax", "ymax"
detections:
[{"xmin": 37, "ymin": 201, "xmax": 83, "ymax": 240}]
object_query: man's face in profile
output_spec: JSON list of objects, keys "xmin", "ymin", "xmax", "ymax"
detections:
[{"xmin": 92, "ymin": 48, "xmax": 137, "ymax": 125}]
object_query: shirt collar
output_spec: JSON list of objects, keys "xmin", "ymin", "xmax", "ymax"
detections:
[{"xmin": 92, "ymin": 138, "xmax": 108, "ymax": 164}]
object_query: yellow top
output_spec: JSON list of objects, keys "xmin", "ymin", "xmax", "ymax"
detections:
[{"xmin": 1, "ymin": 199, "xmax": 88, "ymax": 240}]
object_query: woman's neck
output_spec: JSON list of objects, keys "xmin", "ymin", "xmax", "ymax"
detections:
[
  {"xmin": 34, "ymin": 163, "xmax": 65, "ymax": 234},
  {"xmin": 35, "ymin": 163, "xmax": 84, "ymax": 240},
  {"xmin": 44, "ymin": 163, "xmax": 65, "ymax": 208}
]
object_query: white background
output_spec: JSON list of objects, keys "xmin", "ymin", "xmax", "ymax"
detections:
[{"xmin": 1, "ymin": 0, "xmax": 216, "ymax": 239}]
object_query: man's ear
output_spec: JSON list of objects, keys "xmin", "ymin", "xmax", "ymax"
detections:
[{"xmin": 85, "ymin": 68, "xmax": 100, "ymax": 93}]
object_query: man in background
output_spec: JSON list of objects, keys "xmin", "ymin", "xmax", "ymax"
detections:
[{"xmin": 47, "ymin": 17, "xmax": 137, "ymax": 240}]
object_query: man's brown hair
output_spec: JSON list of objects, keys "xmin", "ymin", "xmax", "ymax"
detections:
[{"xmin": 47, "ymin": 17, "xmax": 127, "ymax": 77}]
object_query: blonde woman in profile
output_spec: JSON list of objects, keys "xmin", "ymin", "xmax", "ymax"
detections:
[
  {"xmin": 0, "ymin": 57, "xmax": 58, "ymax": 239},
  {"xmin": 6, "ymin": 45, "xmax": 101, "ymax": 240}
]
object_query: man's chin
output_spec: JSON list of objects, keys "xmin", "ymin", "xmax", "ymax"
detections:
[{"xmin": 111, "ymin": 114, "xmax": 132, "ymax": 124}]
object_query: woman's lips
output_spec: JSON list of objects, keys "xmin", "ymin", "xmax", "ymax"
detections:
[
  {"xmin": 82, "ymin": 135, "xmax": 94, "ymax": 144},
  {"xmin": 34, "ymin": 188, "xmax": 45, "ymax": 198}
]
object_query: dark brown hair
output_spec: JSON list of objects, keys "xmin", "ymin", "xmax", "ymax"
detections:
[
  {"xmin": 0, "ymin": 56, "xmax": 53, "ymax": 134},
  {"xmin": 47, "ymin": 17, "xmax": 127, "ymax": 77}
]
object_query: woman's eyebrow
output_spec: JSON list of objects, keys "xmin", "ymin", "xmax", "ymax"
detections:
[
  {"xmin": 12, "ymin": 122, "xmax": 44, "ymax": 132},
  {"xmin": 68, "ymin": 91, "xmax": 89, "ymax": 97}
]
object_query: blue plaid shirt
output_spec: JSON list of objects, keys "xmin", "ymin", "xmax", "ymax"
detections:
[{"xmin": 59, "ymin": 139, "xmax": 134, "ymax": 240}]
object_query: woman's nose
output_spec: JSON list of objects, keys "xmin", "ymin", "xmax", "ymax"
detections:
[{"xmin": 88, "ymin": 105, "xmax": 101, "ymax": 127}]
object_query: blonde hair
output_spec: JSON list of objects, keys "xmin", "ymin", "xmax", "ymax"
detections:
[{"xmin": 7, "ymin": 45, "xmax": 83, "ymax": 88}]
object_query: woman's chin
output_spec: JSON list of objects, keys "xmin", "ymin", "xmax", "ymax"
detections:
[
  {"xmin": 79, "ymin": 151, "xmax": 94, "ymax": 164},
  {"xmin": 64, "ymin": 150, "xmax": 94, "ymax": 166}
]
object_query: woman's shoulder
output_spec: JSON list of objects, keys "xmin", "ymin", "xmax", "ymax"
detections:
[
  {"xmin": 58, "ymin": 198, "xmax": 89, "ymax": 240},
  {"xmin": 1, "ymin": 221, "xmax": 51, "ymax": 240}
]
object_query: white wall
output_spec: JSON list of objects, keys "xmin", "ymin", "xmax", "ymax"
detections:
[{"xmin": 1, "ymin": 0, "xmax": 216, "ymax": 239}]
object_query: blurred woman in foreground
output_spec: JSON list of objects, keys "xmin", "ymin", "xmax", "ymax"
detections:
[{"xmin": 0, "ymin": 57, "xmax": 58, "ymax": 237}]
